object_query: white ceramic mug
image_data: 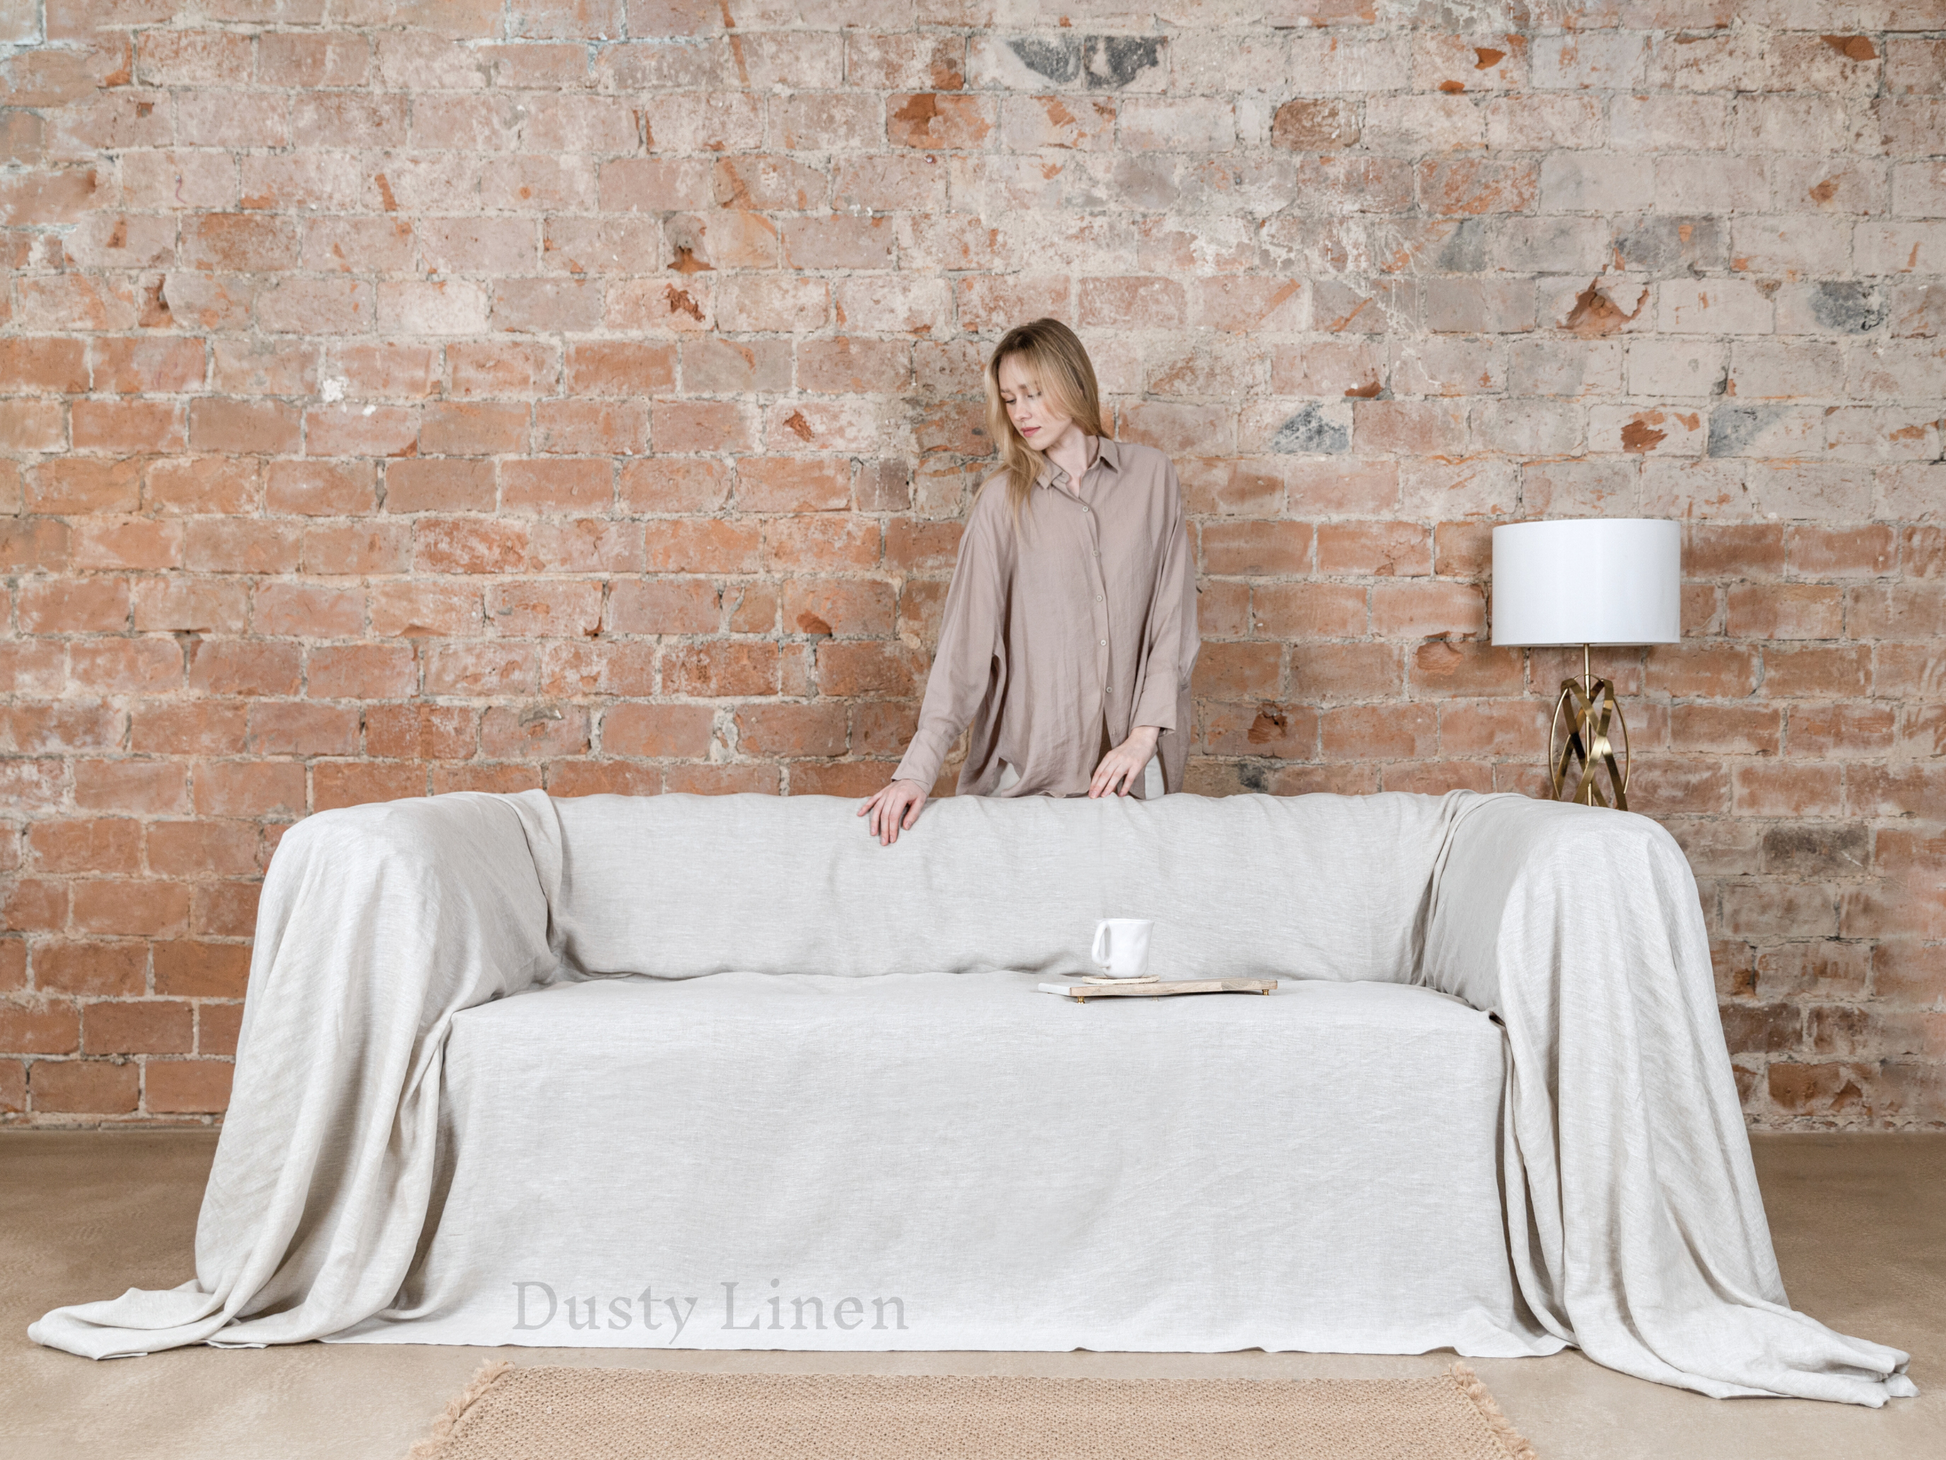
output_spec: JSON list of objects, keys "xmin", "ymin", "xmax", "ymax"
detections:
[{"xmin": 1091, "ymin": 918, "xmax": 1153, "ymax": 979}]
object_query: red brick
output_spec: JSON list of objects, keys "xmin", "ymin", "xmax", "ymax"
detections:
[
  {"xmin": 887, "ymin": 92, "xmax": 994, "ymax": 148},
  {"xmin": 255, "ymin": 582, "xmax": 365, "ymax": 639},
  {"xmin": 29, "ymin": 457, "xmax": 144, "ymax": 513},
  {"xmin": 883, "ymin": 519, "xmax": 962, "ymax": 572},
  {"xmin": 30, "ymin": 1059, "xmax": 139, "ymax": 1115},
  {"xmin": 1645, "ymin": 645, "xmax": 1760, "ymax": 699},
  {"xmin": 737, "ymin": 457, "xmax": 851, "ymax": 513},
  {"xmin": 246, "ymin": 701, "xmax": 359, "ymax": 757},
  {"xmin": 35, "ymin": 942, "xmax": 146, "ymax": 998},
  {"xmin": 1078, "ymin": 276, "xmax": 1187, "ymax": 329},
  {"xmin": 370, "ymin": 581, "xmax": 484, "ymax": 637},
  {"xmin": 425, "ymin": 642, "xmax": 538, "ymax": 696},
  {"xmin": 546, "ymin": 760, "xmax": 664, "ymax": 798},
  {"xmin": 783, "ymin": 579, "xmax": 894, "ymax": 639},
  {"xmin": 534, "ymin": 400, "xmax": 648, "ymax": 456},
  {"xmin": 607, "ymin": 579, "xmax": 720, "ymax": 636},
  {"xmin": 18, "ymin": 578, "xmax": 129, "ymax": 634},
  {"xmin": 1762, "ymin": 646, "xmax": 1870, "ymax": 699},
  {"xmin": 312, "ymin": 761, "xmax": 427, "ymax": 811},
  {"xmin": 187, "ymin": 398, "xmax": 301, "ymax": 455},
  {"xmin": 82, "ymin": 1000, "xmax": 192, "ymax": 1056},
  {"xmin": 1788, "ymin": 525, "xmax": 1895, "ymax": 579},
  {"xmin": 71, "ymin": 878, "xmax": 188, "ymax": 937},
  {"xmin": 306, "ymin": 643, "xmax": 418, "ymax": 699},
  {"xmin": 565, "ymin": 341, "xmax": 676, "ymax": 396},
  {"xmin": 192, "ymin": 882, "xmax": 261, "ymax": 940},
  {"xmin": 662, "ymin": 763, "xmax": 781, "ymax": 795},
  {"xmin": 72, "ymin": 519, "xmax": 185, "ymax": 572},
  {"xmin": 734, "ymin": 702, "xmax": 847, "ymax": 758},
  {"xmin": 663, "ymin": 641, "xmax": 781, "ymax": 697},
  {"xmin": 195, "ymin": 1001, "xmax": 244, "ymax": 1056},
  {"xmin": 1669, "ymin": 705, "xmax": 1781, "ymax": 756},
  {"xmin": 27, "ymin": 819, "xmax": 142, "ymax": 876},
  {"xmin": 73, "ymin": 758, "xmax": 189, "ymax": 814},
  {"xmin": 1409, "ymin": 639, "xmax": 1522, "ymax": 697},
  {"xmin": 651, "ymin": 399, "xmax": 755, "ymax": 454},
  {"xmin": 71, "ymin": 399, "xmax": 185, "ymax": 454},
  {"xmin": 1321, "ymin": 703, "xmax": 1437, "ymax": 760},
  {"xmin": 131, "ymin": 577, "xmax": 248, "ymax": 635},
  {"xmin": 384, "ymin": 459, "xmax": 496, "ymax": 514},
  {"xmin": 1, "ymin": 702, "xmax": 126, "ymax": 756},
  {"xmin": 415, "ymin": 519, "xmax": 530, "ymax": 575},
  {"xmin": 184, "ymin": 520, "xmax": 302, "ymax": 575},
  {"xmin": 192, "ymin": 761, "xmax": 306, "ymax": 818},
  {"xmin": 0, "ymin": 998, "xmax": 80, "ymax": 1055},
  {"xmin": 308, "ymin": 524, "xmax": 408, "ymax": 577},
  {"xmin": 1370, "ymin": 580, "xmax": 1485, "ymax": 637},
  {"xmin": 419, "ymin": 402, "xmax": 529, "ymax": 456},
  {"xmin": 1733, "ymin": 762, "xmax": 1847, "ymax": 818},
  {"xmin": 481, "ymin": 705, "xmax": 592, "ymax": 759},
  {"xmin": 435, "ymin": 764, "xmax": 545, "ymax": 795},
  {"xmin": 185, "ymin": 641, "xmax": 302, "ymax": 697},
  {"xmin": 621, "ymin": 458, "xmax": 731, "ymax": 513},
  {"xmin": 365, "ymin": 705, "xmax": 477, "ymax": 761},
  {"xmin": 145, "ymin": 457, "xmax": 258, "ymax": 515},
  {"xmin": 1191, "ymin": 642, "xmax": 1284, "ymax": 701},
  {"xmin": 0, "ymin": 336, "xmax": 88, "ymax": 393},
  {"xmin": 3, "ymin": 878, "xmax": 69, "ymax": 933},
  {"xmin": 1201, "ymin": 521, "xmax": 1312, "ymax": 577},
  {"xmin": 145, "ymin": 1058, "xmax": 234, "ymax": 1114},
  {"xmin": 1725, "ymin": 584, "xmax": 1844, "ymax": 640},
  {"xmin": 763, "ymin": 517, "xmax": 880, "ymax": 572},
  {"xmin": 596, "ymin": 703, "xmax": 710, "ymax": 759},
  {"xmin": 501, "ymin": 458, "xmax": 613, "ymax": 514},
  {"xmin": 1786, "ymin": 703, "xmax": 1895, "ymax": 758}
]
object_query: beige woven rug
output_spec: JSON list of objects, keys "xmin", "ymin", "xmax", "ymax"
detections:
[{"xmin": 406, "ymin": 1361, "xmax": 1538, "ymax": 1460}]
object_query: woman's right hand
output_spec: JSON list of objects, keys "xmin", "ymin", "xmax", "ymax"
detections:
[{"xmin": 858, "ymin": 779, "xmax": 929, "ymax": 846}]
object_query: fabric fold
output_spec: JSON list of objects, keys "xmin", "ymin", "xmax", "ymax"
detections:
[
  {"xmin": 28, "ymin": 791, "xmax": 561, "ymax": 1361},
  {"xmin": 1418, "ymin": 793, "xmax": 1915, "ymax": 1406},
  {"xmin": 27, "ymin": 786, "xmax": 1919, "ymax": 1408}
]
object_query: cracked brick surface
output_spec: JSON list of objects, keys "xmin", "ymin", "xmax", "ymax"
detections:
[{"xmin": 0, "ymin": 4, "xmax": 1942, "ymax": 1127}]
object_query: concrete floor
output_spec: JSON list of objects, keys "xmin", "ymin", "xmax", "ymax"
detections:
[{"xmin": 2, "ymin": 1132, "xmax": 1941, "ymax": 1460}]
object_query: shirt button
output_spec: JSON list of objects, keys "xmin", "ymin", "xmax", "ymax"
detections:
[
  {"xmin": 1095, "ymin": 594, "xmax": 1103, "ymax": 602},
  {"xmin": 1082, "ymin": 506, "xmax": 1090, "ymax": 514},
  {"xmin": 1099, "ymin": 638, "xmax": 1107, "ymax": 646}
]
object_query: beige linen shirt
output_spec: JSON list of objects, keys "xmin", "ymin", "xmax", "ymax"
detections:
[{"xmin": 893, "ymin": 436, "xmax": 1199, "ymax": 800}]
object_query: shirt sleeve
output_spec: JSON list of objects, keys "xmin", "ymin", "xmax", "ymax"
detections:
[
  {"xmin": 1130, "ymin": 462, "xmax": 1197, "ymax": 735},
  {"xmin": 892, "ymin": 496, "xmax": 1006, "ymax": 790}
]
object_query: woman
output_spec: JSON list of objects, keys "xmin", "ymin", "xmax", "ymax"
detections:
[{"xmin": 860, "ymin": 317, "xmax": 1199, "ymax": 845}]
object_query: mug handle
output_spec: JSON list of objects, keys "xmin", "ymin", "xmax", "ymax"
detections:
[{"xmin": 1091, "ymin": 920, "xmax": 1110, "ymax": 969}]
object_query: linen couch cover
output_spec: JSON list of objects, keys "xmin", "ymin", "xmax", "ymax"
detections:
[{"xmin": 28, "ymin": 788, "xmax": 1915, "ymax": 1406}]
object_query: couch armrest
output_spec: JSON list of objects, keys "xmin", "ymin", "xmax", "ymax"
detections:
[
  {"xmin": 1409, "ymin": 792, "xmax": 1914, "ymax": 1405},
  {"xmin": 30, "ymin": 790, "xmax": 559, "ymax": 1360}
]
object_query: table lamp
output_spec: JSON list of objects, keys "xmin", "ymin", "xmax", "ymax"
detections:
[{"xmin": 1490, "ymin": 519, "xmax": 1681, "ymax": 811}]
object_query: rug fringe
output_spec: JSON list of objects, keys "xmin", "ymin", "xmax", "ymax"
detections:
[
  {"xmin": 1448, "ymin": 1362, "xmax": 1540, "ymax": 1460},
  {"xmin": 403, "ymin": 1357, "xmax": 514, "ymax": 1460}
]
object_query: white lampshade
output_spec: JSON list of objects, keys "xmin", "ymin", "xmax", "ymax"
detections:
[{"xmin": 1491, "ymin": 519, "xmax": 1681, "ymax": 648}]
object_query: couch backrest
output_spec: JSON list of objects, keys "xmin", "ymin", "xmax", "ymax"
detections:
[{"xmin": 540, "ymin": 789, "xmax": 1477, "ymax": 985}]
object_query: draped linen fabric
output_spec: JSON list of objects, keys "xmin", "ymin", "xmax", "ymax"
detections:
[{"xmin": 29, "ymin": 789, "xmax": 1916, "ymax": 1407}]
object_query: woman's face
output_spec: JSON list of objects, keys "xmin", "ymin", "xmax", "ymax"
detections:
[{"xmin": 997, "ymin": 354, "xmax": 1073, "ymax": 449}]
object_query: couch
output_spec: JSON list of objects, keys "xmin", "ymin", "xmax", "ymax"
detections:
[{"xmin": 31, "ymin": 789, "xmax": 1914, "ymax": 1405}]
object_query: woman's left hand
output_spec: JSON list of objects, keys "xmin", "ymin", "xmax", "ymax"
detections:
[{"xmin": 1089, "ymin": 726, "xmax": 1160, "ymax": 798}]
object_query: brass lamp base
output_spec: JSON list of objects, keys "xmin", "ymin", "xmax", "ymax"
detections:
[{"xmin": 1547, "ymin": 644, "xmax": 1631, "ymax": 810}]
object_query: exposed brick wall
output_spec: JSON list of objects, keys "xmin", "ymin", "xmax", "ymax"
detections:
[{"xmin": 1, "ymin": 3, "xmax": 1941, "ymax": 1129}]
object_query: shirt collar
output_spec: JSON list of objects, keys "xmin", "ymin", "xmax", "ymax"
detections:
[{"xmin": 1034, "ymin": 435, "xmax": 1120, "ymax": 489}]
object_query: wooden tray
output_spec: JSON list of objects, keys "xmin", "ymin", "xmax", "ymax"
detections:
[{"xmin": 1038, "ymin": 977, "xmax": 1278, "ymax": 1002}]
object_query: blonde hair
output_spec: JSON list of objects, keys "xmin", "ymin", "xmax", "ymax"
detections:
[{"xmin": 983, "ymin": 318, "xmax": 1107, "ymax": 519}]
